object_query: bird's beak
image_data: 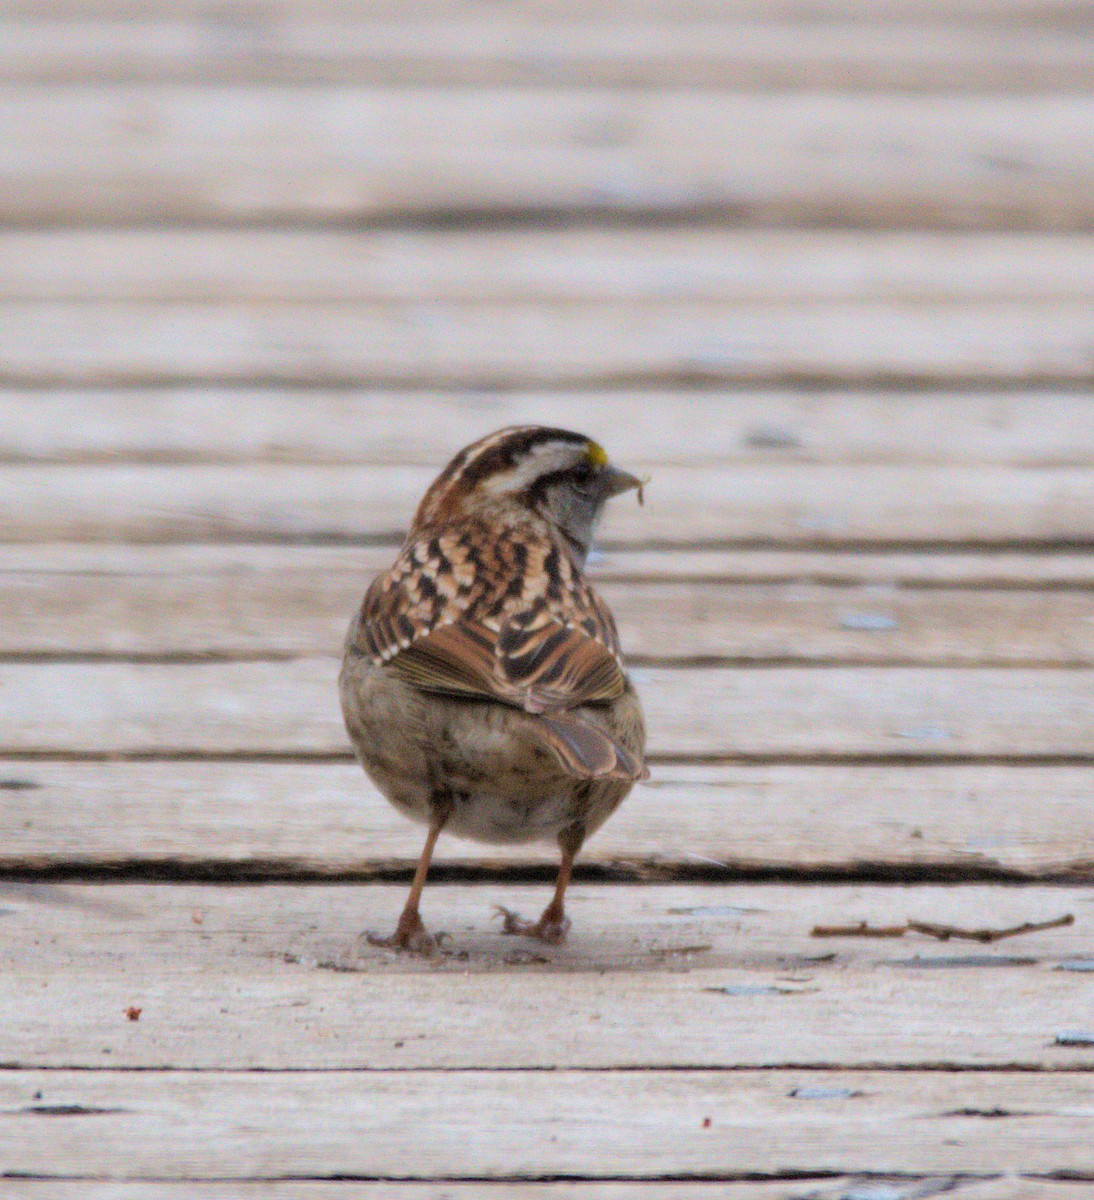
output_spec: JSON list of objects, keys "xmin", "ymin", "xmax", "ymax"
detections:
[{"xmin": 601, "ymin": 465, "xmax": 645, "ymax": 505}]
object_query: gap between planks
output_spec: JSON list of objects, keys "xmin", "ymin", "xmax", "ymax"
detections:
[
  {"xmin": 1, "ymin": 1185, "xmax": 1091, "ymax": 1200},
  {"xmin": 2, "ymin": 89, "xmax": 1093, "ymax": 230},
  {"xmin": 4, "ymin": 568, "xmax": 1091, "ymax": 666},
  {"xmin": 1, "ymin": 1068, "xmax": 1093, "ymax": 1177},
  {"xmin": 7, "ymin": 1184, "xmax": 1090, "ymax": 1200},
  {"xmin": 5, "ymin": 761, "xmax": 1094, "ymax": 881}
]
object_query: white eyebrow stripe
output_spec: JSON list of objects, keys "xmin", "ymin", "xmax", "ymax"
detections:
[{"xmin": 479, "ymin": 441, "xmax": 587, "ymax": 495}]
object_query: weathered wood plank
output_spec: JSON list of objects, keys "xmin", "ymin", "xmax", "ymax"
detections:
[
  {"xmin": 4, "ymin": 543, "xmax": 1092, "ymax": 588},
  {"xmin": 2, "ymin": 231, "xmax": 1091, "ymax": 302},
  {"xmin": 589, "ymin": 548, "xmax": 1094, "ymax": 588},
  {"xmin": 4, "ymin": 761, "xmax": 1093, "ymax": 878},
  {"xmin": 2, "ymin": 0, "xmax": 1088, "ymax": 21},
  {"xmin": 1, "ymin": 661, "xmax": 1090, "ymax": 757},
  {"xmin": 3, "ymin": 388, "xmax": 1094, "ymax": 467},
  {"xmin": 2, "ymin": 16, "xmax": 1089, "ymax": 90},
  {"xmin": 3, "ymin": 302, "xmax": 1093, "ymax": 387},
  {"xmin": 3, "ymin": 463, "xmax": 1092, "ymax": 545},
  {"xmin": 1, "ymin": 1066, "xmax": 1091, "ymax": 1177},
  {"xmin": 5, "ymin": 567, "xmax": 1093, "ymax": 665},
  {"xmin": 6, "ymin": 1184, "xmax": 1088, "ymax": 1200},
  {"xmin": 2, "ymin": 88, "xmax": 1092, "ymax": 228},
  {"xmin": 2, "ymin": 882, "xmax": 1093, "ymax": 1072}
]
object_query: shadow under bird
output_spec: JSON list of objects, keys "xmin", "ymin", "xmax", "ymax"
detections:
[{"xmin": 339, "ymin": 426, "xmax": 648, "ymax": 952}]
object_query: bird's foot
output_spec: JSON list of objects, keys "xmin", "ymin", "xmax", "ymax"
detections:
[
  {"xmin": 494, "ymin": 905, "xmax": 571, "ymax": 945},
  {"xmin": 364, "ymin": 909, "xmax": 441, "ymax": 955}
]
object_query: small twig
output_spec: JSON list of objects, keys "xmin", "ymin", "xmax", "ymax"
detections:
[
  {"xmin": 811, "ymin": 913, "xmax": 1075, "ymax": 943},
  {"xmin": 907, "ymin": 913, "xmax": 1074, "ymax": 944},
  {"xmin": 811, "ymin": 921, "xmax": 908, "ymax": 938}
]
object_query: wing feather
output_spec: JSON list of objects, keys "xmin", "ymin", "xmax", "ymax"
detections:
[
  {"xmin": 386, "ymin": 620, "xmax": 500, "ymax": 700},
  {"xmin": 387, "ymin": 614, "xmax": 626, "ymax": 714},
  {"xmin": 350, "ymin": 527, "xmax": 633, "ymax": 720},
  {"xmin": 347, "ymin": 525, "xmax": 645, "ymax": 782}
]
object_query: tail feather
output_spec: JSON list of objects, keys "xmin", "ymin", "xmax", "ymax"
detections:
[{"xmin": 537, "ymin": 712, "xmax": 646, "ymax": 781}]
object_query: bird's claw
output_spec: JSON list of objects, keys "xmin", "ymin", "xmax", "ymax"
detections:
[
  {"xmin": 493, "ymin": 905, "xmax": 571, "ymax": 945},
  {"xmin": 363, "ymin": 911, "xmax": 443, "ymax": 955}
]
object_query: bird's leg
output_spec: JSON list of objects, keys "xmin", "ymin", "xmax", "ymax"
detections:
[
  {"xmin": 367, "ymin": 799, "xmax": 451, "ymax": 954},
  {"xmin": 498, "ymin": 824, "xmax": 584, "ymax": 945}
]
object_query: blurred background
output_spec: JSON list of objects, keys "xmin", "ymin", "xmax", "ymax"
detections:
[
  {"xmin": 2, "ymin": 0, "xmax": 1093, "ymax": 871},
  {"xmin": 4, "ymin": 6, "xmax": 1094, "ymax": 1184},
  {"xmin": 2, "ymin": 0, "xmax": 1093, "ymax": 528}
]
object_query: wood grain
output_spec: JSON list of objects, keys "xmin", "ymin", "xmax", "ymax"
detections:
[
  {"xmin": 2, "ymin": 15, "xmax": 1089, "ymax": 90},
  {"xmin": 1, "ymin": 660, "xmax": 1090, "ymax": 757},
  {"xmin": 3, "ymin": 882, "xmax": 1093, "ymax": 1072},
  {"xmin": 2, "ymin": 231, "xmax": 1090, "ymax": 301},
  {"xmin": 3, "ymin": 0, "xmax": 1092, "ymax": 1186},
  {"xmin": 3, "ymin": 462, "xmax": 1092, "ymax": 545},
  {"xmin": 3, "ymin": 301, "xmax": 1093, "ymax": 387},
  {"xmin": 4, "ymin": 388, "xmax": 1094, "ymax": 467},
  {"xmin": 5, "ymin": 1184, "xmax": 1088, "ymax": 1200},
  {"xmin": 5, "ymin": 568, "xmax": 1093, "ymax": 665},
  {"xmin": 2, "ymin": 89, "xmax": 1092, "ymax": 228},
  {"xmin": 2, "ymin": 0, "xmax": 1089, "ymax": 20},
  {"xmin": 4, "ymin": 761, "xmax": 1093, "ymax": 878},
  {"xmin": 1, "ymin": 1066, "xmax": 1092, "ymax": 1177},
  {"xmin": 4, "ymin": 542, "xmax": 1092, "ymax": 588}
]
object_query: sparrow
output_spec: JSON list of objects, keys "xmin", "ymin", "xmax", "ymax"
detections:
[{"xmin": 339, "ymin": 426, "xmax": 647, "ymax": 952}]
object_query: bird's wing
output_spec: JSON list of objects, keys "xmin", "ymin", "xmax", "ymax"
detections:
[
  {"xmin": 387, "ymin": 609, "xmax": 627, "ymax": 714},
  {"xmin": 386, "ymin": 619, "xmax": 641, "ymax": 781},
  {"xmin": 353, "ymin": 529, "xmax": 627, "ymax": 712},
  {"xmin": 349, "ymin": 538, "xmax": 643, "ymax": 781}
]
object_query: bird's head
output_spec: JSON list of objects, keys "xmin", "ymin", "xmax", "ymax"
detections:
[{"xmin": 411, "ymin": 426, "xmax": 643, "ymax": 563}]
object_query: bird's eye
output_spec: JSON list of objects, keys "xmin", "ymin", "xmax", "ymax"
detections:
[{"xmin": 570, "ymin": 463, "xmax": 598, "ymax": 492}]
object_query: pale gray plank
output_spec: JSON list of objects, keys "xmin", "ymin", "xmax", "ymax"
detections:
[
  {"xmin": 1, "ymin": 231, "xmax": 1090, "ymax": 302},
  {"xmin": 1, "ymin": 15, "xmax": 1089, "ymax": 90},
  {"xmin": 0, "ymin": 1067, "xmax": 1091, "ymax": 1177},
  {"xmin": 606, "ymin": 582, "xmax": 1094, "ymax": 665},
  {"xmin": 0, "ymin": 660, "xmax": 1090, "ymax": 756},
  {"xmin": 1, "ymin": 0, "xmax": 1086, "ymax": 21},
  {"xmin": 5, "ymin": 1183, "xmax": 1085, "ymax": 1200},
  {"xmin": 3, "ymin": 543, "xmax": 1092, "ymax": 588},
  {"xmin": 5, "ymin": 566, "xmax": 1093, "ymax": 665},
  {"xmin": 3, "ymin": 301, "xmax": 1093, "ymax": 387},
  {"xmin": 4, "ymin": 761, "xmax": 1093, "ymax": 878},
  {"xmin": 3, "ymin": 388, "xmax": 1094, "ymax": 467},
  {"xmin": 2, "ymin": 88, "xmax": 1092, "ymax": 227},
  {"xmin": 2, "ymin": 463, "xmax": 1092, "ymax": 544},
  {"xmin": 588, "ymin": 548, "xmax": 1094, "ymax": 588},
  {"xmin": 2, "ymin": 882, "xmax": 1093, "ymax": 1071}
]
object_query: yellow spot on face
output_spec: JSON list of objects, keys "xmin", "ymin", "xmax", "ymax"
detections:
[{"xmin": 586, "ymin": 441, "xmax": 609, "ymax": 467}]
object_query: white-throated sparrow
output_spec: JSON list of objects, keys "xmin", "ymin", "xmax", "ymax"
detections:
[{"xmin": 340, "ymin": 426, "xmax": 647, "ymax": 952}]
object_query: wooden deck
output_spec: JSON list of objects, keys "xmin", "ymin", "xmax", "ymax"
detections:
[{"xmin": 2, "ymin": 1, "xmax": 1093, "ymax": 1195}]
